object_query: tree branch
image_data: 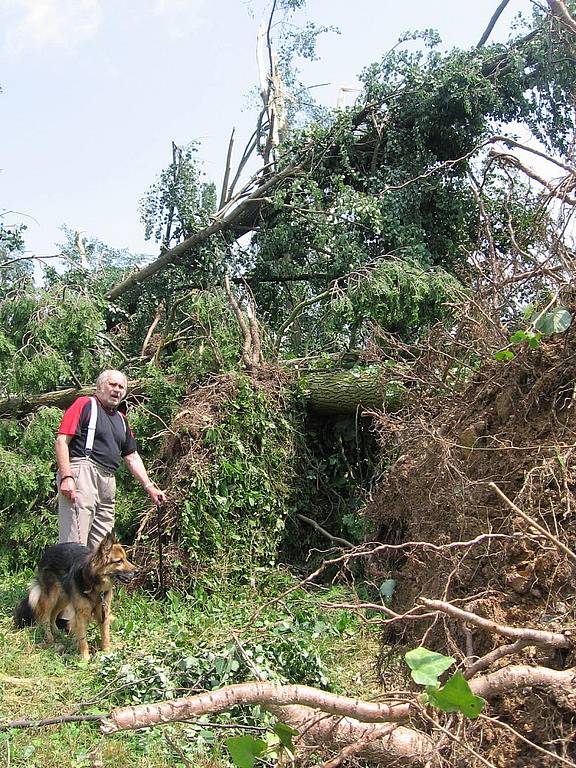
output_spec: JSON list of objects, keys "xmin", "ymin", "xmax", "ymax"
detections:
[
  {"xmin": 470, "ymin": 665, "xmax": 576, "ymax": 699},
  {"xmin": 420, "ymin": 598, "xmax": 574, "ymax": 648},
  {"xmin": 219, "ymin": 128, "xmax": 235, "ymax": 209},
  {"xmin": 106, "ymin": 162, "xmax": 304, "ymax": 302},
  {"xmin": 296, "ymin": 513, "xmax": 354, "ymax": 548},
  {"xmin": 547, "ymin": 0, "xmax": 576, "ymax": 35},
  {"xmin": 101, "ymin": 681, "xmax": 412, "ymax": 733},
  {"xmin": 477, "ymin": 0, "xmax": 512, "ymax": 47}
]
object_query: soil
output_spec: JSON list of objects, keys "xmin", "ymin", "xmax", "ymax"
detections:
[{"xmin": 365, "ymin": 325, "xmax": 576, "ymax": 764}]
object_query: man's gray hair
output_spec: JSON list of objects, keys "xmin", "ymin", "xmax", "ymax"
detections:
[{"xmin": 95, "ymin": 369, "xmax": 128, "ymax": 391}]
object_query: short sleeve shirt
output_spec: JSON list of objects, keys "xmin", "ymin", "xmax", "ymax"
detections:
[{"xmin": 58, "ymin": 396, "xmax": 137, "ymax": 471}]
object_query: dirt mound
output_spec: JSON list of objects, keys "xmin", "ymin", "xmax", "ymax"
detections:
[{"xmin": 366, "ymin": 327, "xmax": 576, "ymax": 764}]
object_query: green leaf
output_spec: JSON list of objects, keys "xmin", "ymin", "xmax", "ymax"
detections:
[
  {"xmin": 509, "ymin": 330, "xmax": 527, "ymax": 344},
  {"xmin": 425, "ymin": 672, "xmax": 486, "ymax": 718},
  {"xmin": 225, "ymin": 735, "xmax": 267, "ymax": 768},
  {"xmin": 494, "ymin": 349, "xmax": 515, "ymax": 361},
  {"xmin": 273, "ymin": 722, "xmax": 299, "ymax": 750},
  {"xmin": 527, "ymin": 333, "xmax": 541, "ymax": 349},
  {"xmin": 535, "ymin": 307, "xmax": 572, "ymax": 336},
  {"xmin": 404, "ymin": 647, "xmax": 455, "ymax": 686}
]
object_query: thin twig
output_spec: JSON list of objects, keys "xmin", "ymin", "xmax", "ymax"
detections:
[
  {"xmin": 479, "ymin": 714, "xmax": 576, "ymax": 768},
  {"xmin": 296, "ymin": 513, "xmax": 354, "ymax": 548},
  {"xmin": 0, "ymin": 714, "xmax": 104, "ymax": 731},
  {"xmin": 419, "ymin": 707, "xmax": 497, "ymax": 768},
  {"xmin": 164, "ymin": 733, "xmax": 194, "ymax": 768},
  {"xmin": 318, "ymin": 724, "xmax": 400, "ymax": 768},
  {"xmin": 489, "ymin": 482, "xmax": 576, "ymax": 565}
]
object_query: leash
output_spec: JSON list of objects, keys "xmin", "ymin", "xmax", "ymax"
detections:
[
  {"xmin": 73, "ymin": 500, "xmax": 82, "ymax": 544},
  {"xmin": 157, "ymin": 501, "xmax": 166, "ymax": 599}
]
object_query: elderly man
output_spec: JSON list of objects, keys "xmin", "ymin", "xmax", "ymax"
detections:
[{"xmin": 55, "ymin": 369, "xmax": 166, "ymax": 549}]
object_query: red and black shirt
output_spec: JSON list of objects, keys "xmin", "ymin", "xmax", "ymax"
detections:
[{"xmin": 58, "ymin": 396, "xmax": 137, "ymax": 471}]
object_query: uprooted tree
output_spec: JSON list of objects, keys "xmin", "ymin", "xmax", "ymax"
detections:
[{"xmin": 1, "ymin": 0, "xmax": 576, "ymax": 765}]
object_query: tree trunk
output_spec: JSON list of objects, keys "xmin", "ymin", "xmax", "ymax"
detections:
[
  {"xmin": 0, "ymin": 368, "xmax": 403, "ymax": 418},
  {"xmin": 302, "ymin": 370, "xmax": 403, "ymax": 415}
]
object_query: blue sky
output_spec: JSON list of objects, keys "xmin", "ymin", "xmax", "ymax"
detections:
[{"xmin": 0, "ymin": 0, "xmax": 536, "ymax": 263}]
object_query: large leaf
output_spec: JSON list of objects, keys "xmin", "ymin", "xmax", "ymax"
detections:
[
  {"xmin": 404, "ymin": 647, "xmax": 455, "ymax": 686},
  {"xmin": 535, "ymin": 307, "xmax": 572, "ymax": 336},
  {"xmin": 225, "ymin": 735, "xmax": 267, "ymax": 768},
  {"xmin": 273, "ymin": 722, "xmax": 299, "ymax": 751},
  {"xmin": 426, "ymin": 672, "xmax": 486, "ymax": 718}
]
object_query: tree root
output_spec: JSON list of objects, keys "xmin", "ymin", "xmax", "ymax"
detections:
[
  {"xmin": 100, "ymin": 665, "xmax": 576, "ymax": 765},
  {"xmin": 100, "ymin": 682, "xmax": 412, "ymax": 733}
]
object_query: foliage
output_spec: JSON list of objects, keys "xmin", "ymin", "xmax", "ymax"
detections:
[
  {"xmin": 405, "ymin": 647, "xmax": 485, "ymax": 719},
  {"xmin": 0, "ymin": 409, "xmax": 61, "ymax": 570},
  {"xmin": 0, "ymin": 214, "xmax": 32, "ymax": 300},
  {"xmin": 534, "ymin": 306, "xmax": 572, "ymax": 336},
  {"xmin": 0, "ymin": 287, "xmax": 108, "ymax": 395},
  {"xmin": 240, "ymin": 13, "xmax": 576, "ymax": 357},
  {"xmin": 139, "ymin": 142, "xmax": 216, "ymax": 250},
  {"xmin": 284, "ymin": 412, "xmax": 378, "ymax": 557},
  {"xmin": 170, "ymin": 376, "xmax": 299, "ymax": 576},
  {"xmin": 494, "ymin": 304, "xmax": 573, "ymax": 361},
  {"xmin": 98, "ymin": 619, "xmax": 332, "ymax": 707},
  {"xmin": 0, "ymin": 566, "xmax": 370, "ymax": 767},
  {"xmin": 225, "ymin": 727, "xmax": 296, "ymax": 768}
]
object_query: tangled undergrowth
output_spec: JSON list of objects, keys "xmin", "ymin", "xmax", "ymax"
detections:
[
  {"xmin": 133, "ymin": 369, "xmax": 301, "ymax": 588},
  {"xmin": 365, "ymin": 317, "xmax": 576, "ymax": 765}
]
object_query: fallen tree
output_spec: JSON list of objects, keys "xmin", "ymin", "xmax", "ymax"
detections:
[{"xmin": 94, "ymin": 600, "xmax": 575, "ymax": 766}]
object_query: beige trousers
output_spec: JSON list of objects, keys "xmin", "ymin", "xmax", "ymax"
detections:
[{"xmin": 57, "ymin": 458, "xmax": 116, "ymax": 551}]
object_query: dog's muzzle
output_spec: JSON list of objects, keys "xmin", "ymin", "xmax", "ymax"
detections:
[{"xmin": 114, "ymin": 571, "xmax": 136, "ymax": 584}]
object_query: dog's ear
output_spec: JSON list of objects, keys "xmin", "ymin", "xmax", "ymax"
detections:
[{"xmin": 98, "ymin": 532, "xmax": 116, "ymax": 558}]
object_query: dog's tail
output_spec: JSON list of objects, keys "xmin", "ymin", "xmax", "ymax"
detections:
[{"xmin": 13, "ymin": 579, "xmax": 41, "ymax": 628}]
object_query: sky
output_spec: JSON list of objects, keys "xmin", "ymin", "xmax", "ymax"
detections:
[{"xmin": 0, "ymin": 0, "xmax": 537, "ymax": 264}]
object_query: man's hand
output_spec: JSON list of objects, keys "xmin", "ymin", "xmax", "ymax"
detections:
[
  {"xmin": 60, "ymin": 475, "xmax": 78, "ymax": 503},
  {"xmin": 146, "ymin": 484, "xmax": 167, "ymax": 506}
]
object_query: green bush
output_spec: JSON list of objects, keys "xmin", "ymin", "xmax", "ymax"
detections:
[{"xmin": 173, "ymin": 376, "xmax": 299, "ymax": 578}]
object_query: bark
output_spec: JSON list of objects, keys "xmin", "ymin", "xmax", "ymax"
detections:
[
  {"xmin": 101, "ymin": 668, "xmax": 576, "ymax": 763},
  {"xmin": 477, "ymin": 0, "xmax": 512, "ymax": 47},
  {"xmin": 547, "ymin": 0, "xmax": 576, "ymax": 35},
  {"xmin": 0, "ymin": 380, "xmax": 146, "ymax": 417},
  {"xmin": 470, "ymin": 665, "xmax": 576, "ymax": 700},
  {"xmin": 266, "ymin": 705, "xmax": 437, "ymax": 766},
  {"xmin": 302, "ymin": 369, "xmax": 403, "ymax": 415},
  {"xmin": 101, "ymin": 682, "xmax": 412, "ymax": 733},
  {"xmin": 101, "ymin": 682, "xmax": 434, "ymax": 765}
]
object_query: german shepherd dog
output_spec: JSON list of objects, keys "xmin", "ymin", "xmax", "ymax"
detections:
[{"xmin": 14, "ymin": 532, "xmax": 136, "ymax": 660}]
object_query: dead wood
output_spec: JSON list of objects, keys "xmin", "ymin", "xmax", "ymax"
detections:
[
  {"xmin": 420, "ymin": 598, "xmax": 574, "ymax": 649},
  {"xmin": 101, "ymin": 682, "xmax": 412, "ymax": 733},
  {"xmin": 470, "ymin": 664, "xmax": 576, "ymax": 700}
]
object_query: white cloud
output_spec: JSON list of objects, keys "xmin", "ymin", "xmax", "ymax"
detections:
[{"xmin": 0, "ymin": 0, "xmax": 102, "ymax": 53}]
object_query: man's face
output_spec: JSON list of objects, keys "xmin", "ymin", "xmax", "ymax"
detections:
[{"xmin": 96, "ymin": 374, "xmax": 127, "ymax": 410}]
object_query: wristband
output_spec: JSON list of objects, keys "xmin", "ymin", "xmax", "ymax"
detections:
[
  {"xmin": 144, "ymin": 482, "xmax": 155, "ymax": 491},
  {"xmin": 60, "ymin": 475, "xmax": 74, "ymax": 483}
]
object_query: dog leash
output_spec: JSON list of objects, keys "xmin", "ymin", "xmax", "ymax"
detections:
[
  {"xmin": 73, "ymin": 500, "xmax": 82, "ymax": 544},
  {"xmin": 157, "ymin": 501, "xmax": 166, "ymax": 599}
]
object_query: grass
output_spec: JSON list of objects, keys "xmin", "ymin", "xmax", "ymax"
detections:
[{"xmin": 0, "ymin": 568, "xmax": 381, "ymax": 768}]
